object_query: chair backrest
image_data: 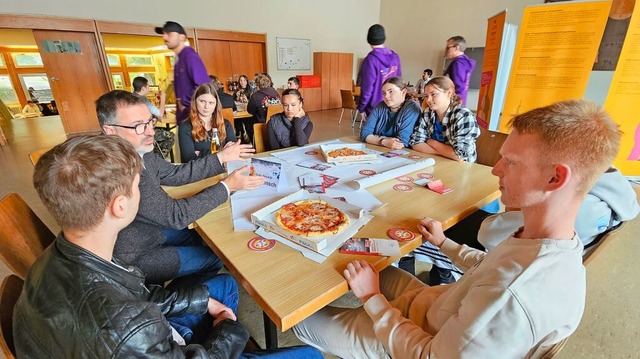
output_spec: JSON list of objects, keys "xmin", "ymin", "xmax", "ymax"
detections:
[
  {"xmin": 253, "ymin": 123, "xmax": 269, "ymax": 153},
  {"xmin": 0, "ymin": 274, "xmax": 23, "ymax": 358},
  {"xmin": 340, "ymin": 90, "xmax": 356, "ymax": 110},
  {"xmin": 266, "ymin": 104, "xmax": 283, "ymax": 123},
  {"xmin": 221, "ymin": 108, "xmax": 235, "ymax": 131},
  {"xmin": 540, "ymin": 337, "xmax": 568, "ymax": 359},
  {"xmin": 28, "ymin": 147, "xmax": 51, "ymax": 166},
  {"xmin": 476, "ymin": 129, "xmax": 509, "ymax": 167},
  {"xmin": 0, "ymin": 193, "xmax": 55, "ymax": 279}
]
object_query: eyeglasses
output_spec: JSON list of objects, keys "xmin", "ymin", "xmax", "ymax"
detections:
[
  {"xmin": 446, "ymin": 45, "xmax": 457, "ymax": 50},
  {"xmin": 108, "ymin": 117, "xmax": 157, "ymax": 135}
]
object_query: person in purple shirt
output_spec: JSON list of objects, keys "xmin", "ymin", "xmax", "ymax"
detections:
[
  {"xmin": 357, "ymin": 24, "xmax": 402, "ymax": 121},
  {"xmin": 156, "ymin": 21, "xmax": 210, "ymax": 124},
  {"xmin": 444, "ymin": 36, "xmax": 476, "ymax": 106}
]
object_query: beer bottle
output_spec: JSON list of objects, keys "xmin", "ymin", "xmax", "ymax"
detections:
[{"xmin": 210, "ymin": 128, "xmax": 221, "ymax": 154}]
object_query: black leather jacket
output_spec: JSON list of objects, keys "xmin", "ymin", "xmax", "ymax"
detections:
[{"xmin": 13, "ymin": 234, "xmax": 248, "ymax": 358}]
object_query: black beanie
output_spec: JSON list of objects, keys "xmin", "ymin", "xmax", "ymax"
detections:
[{"xmin": 367, "ymin": 24, "xmax": 386, "ymax": 45}]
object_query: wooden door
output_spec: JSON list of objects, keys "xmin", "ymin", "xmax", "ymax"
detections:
[
  {"xmin": 229, "ymin": 42, "xmax": 265, "ymax": 78},
  {"xmin": 33, "ymin": 30, "xmax": 109, "ymax": 134},
  {"xmin": 198, "ymin": 40, "xmax": 232, "ymax": 82}
]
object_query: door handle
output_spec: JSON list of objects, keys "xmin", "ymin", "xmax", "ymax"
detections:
[{"xmin": 50, "ymin": 76, "xmax": 60, "ymax": 81}]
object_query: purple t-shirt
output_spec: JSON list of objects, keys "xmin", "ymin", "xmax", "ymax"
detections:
[{"xmin": 174, "ymin": 46, "xmax": 210, "ymax": 123}]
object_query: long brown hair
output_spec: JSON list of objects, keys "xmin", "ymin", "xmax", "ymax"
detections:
[
  {"xmin": 426, "ymin": 76, "xmax": 462, "ymax": 110},
  {"xmin": 382, "ymin": 77, "xmax": 412, "ymax": 103},
  {"xmin": 189, "ymin": 83, "xmax": 226, "ymax": 142}
]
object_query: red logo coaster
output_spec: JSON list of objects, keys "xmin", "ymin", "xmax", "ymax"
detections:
[
  {"xmin": 393, "ymin": 184, "xmax": 413, "ymax": 192},
  {"xmin": 395, "ymin": 175, "xmax": 414, "ymax": 182},
  {"xmin": 247, "ymin": 236, "xmax": 276, "ymax": 252},
  {"xmin": 359, "ymin": 169, "xmax": 377, "ymax": 176},
  {"xmin": 388, "ymin": 227, "xmax": 416, "ymax": 242},
  {"xmin": 408, "ymin": 154, "xmax": 422, "ymax": 159},
  {"xmin": 417, "ymin": 172, "xmax": 435, "ymax": 179},
  {"xmin": 305, "ymin": 150, "xmax": 319, "ymax": 155}
]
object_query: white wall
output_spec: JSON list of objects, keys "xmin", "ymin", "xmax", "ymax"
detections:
[
  {"xmin": 1, "ymin": 0, "xmax": 381, "ymax": 87},
  {"xmin": 379, "ymin": 0, "xmax": 542, "ymax": 109}
]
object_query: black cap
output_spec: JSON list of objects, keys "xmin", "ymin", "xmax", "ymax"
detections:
[
  {"xmin": 155, "ymin": 21, "xmax": 186, "ymax": 35},
  {"xmin": 367, "ymin": 24, "xmax": 386, "ymax": 45}
]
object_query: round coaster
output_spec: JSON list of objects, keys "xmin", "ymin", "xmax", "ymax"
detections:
[
  {"xmin": 388, "ymin": 227, "xmax": 416, "ymax": 242},
  {"xmin": 304, "ymin": 150, "xmax": 319, "ymax": 155},
  {"xmin": 247, "ymin": 236, "xmax": 276, "ymax": 252},
  {"xmin": 359, "ymin": 169, "xmax": 377, "ymax": 176},
  {"xmin": 393, "ymin": 184, "xmax": 413, "ymax": 192},
  {"xmin": 408, "ymin": 154, "xmax": 422, "ymax": 159},
  {"xmin": 417, "ymin": 172, "xmax": 435, "ymax": 179},
  {"xmin": 395, "ymin": 175, "xmax": 414, "ymax": 182}
]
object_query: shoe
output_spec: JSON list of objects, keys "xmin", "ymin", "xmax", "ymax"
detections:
[
  {"xmin": 398, "ymin": 256, "xmax": 416, "ymax": 276},
  {"xmin": 428, "ymin": 265, "xmax": 456, "ymax": 286}
]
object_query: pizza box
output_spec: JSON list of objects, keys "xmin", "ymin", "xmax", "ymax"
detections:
[
  {"xmin": 320, "ymin": 143, "xmax": 378, "ymax": 164},
  {"xmin": 251, "ymin": 190, "xmax": 373, "ymax": 252}
]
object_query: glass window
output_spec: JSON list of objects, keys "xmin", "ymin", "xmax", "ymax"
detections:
[
  {"xmin": 107, "ymin": 54, "xmax": 121, "ymax": 67},
  {"xmin": 0, "ymin": 54, "xmax": 6, "ymax": 68},
  {"xmin": 0, "ymin": 75, "xmax": 19, "ymax": 104},
  {"xmin": 19, "ymin": 74, "xmax": 54, "ymax": 102},
  {"xmin": 12, "ymin": 53, "xmax": 44, "ymax": 67},
  {"xmin": 125, "ymin": 55, "xmax": 153, "ymax": 66},
  {"xmin": 111, "ymin": 73, "xmax": 125, "ymax": 90},
  {"xmin": 129, "ymin": 72, "xmax": 156, "ymax": 85}
]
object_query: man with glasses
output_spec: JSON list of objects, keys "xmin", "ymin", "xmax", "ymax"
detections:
[
  {"xmin": 444, "ymin": 36, "xmax": 475, "ymax": 106},
  {"xmin": 97, "ymin": 91, "xmax": 264, "ymax": 335}
]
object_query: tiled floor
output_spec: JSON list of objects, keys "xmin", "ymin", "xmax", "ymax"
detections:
[{"xmin": 2, "ymin": 110, "xmax": 639, "ymax": 358}]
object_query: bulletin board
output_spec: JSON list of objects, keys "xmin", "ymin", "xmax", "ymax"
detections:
[{"xmin": 276, "ymin": 37, "xmax": 311, "ymax": 70}]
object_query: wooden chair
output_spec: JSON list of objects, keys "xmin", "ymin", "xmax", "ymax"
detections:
[
  {"xmin": 540, "ymin": 337, "xmax": 568, "ymax": 359},
  {"xmin": 0, "ymin": 274, "xmax": 23, "ymax": 359},
  {"xmin": 253, "ymin": 123, "xmax": 269, "ymax": 153},
  {"xmin": 0, "ymin": 193, "xmax": 55, "ymax": 279},
  {"xmin": 221, "ymin": 108, "xmax": 236, "ymax": 131},
  {"xmin": 28, "ymin": 147, "xmax": 51, "ymax": 166},
  {"xmin": 266, "ymin": 104, "xmax": 283, "ymax": 123},
  {"xmin": 476, "ymin": 129, "xmax": 509, "ymax": 167},
  {"xmin": 339, "ymin": 89, "xmax": 360, "ymax": 128}
]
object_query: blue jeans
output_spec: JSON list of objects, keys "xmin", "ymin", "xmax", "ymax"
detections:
[
  {"xmin": 167, "ymin": 273, "xmax": 239, "ymax": 343},
  {"xmin": 163, "ymin": 228, "xmax": 223, "ymax": 288},
  {"xmin": 241, "ymin": 345, "xmax": 324, "ymax": 358}
]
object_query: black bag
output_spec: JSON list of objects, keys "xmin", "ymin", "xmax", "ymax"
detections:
[{"xmin": 153, "ymin": 128, "xmax": 175, "ymax": 160}]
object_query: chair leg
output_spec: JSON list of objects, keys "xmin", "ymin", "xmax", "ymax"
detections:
[
  {"xmin": 357, "ymin": 110, "xmax": 362, "ymax": 129},
  {"xmin": 339, "ymin": 109, "xmax": 345, "ymax": 124}
]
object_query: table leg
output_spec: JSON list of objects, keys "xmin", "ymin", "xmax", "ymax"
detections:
[{"xmin": 263, "ymin": 311, "xmax": 278, "ymax": 349}]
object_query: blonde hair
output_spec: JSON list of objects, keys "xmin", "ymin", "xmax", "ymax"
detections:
[
  {"xmin": 509, "ymin": 99, "xmax": 621, "ymax": 194},
  {"xmin": 189, "ymin": 83, "xmax": 226, "ymax": 143}
]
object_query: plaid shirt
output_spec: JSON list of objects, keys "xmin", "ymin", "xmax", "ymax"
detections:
[{"xmin": 409, "ymin": 104, "xmax": 480, "ymax": 162}]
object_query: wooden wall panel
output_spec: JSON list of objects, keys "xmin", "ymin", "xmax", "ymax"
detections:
[
  {"xmin": 299, "ymin": 87, "xmax": 321, "ymax": 112},
  {"xmin": 198, "ymin": 40, "xmax": 232, "ymax": 81},
  {"xmin": 229, "ymin": 42, "xmax": 265, "ymax": 78}
]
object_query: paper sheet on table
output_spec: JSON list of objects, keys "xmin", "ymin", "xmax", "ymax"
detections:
[
  {"xmin": 256, "ymin": 227, "xmax": 349, "ymax": 264},
  {"xmin": 347, "ymin": 158, "xmax": 436, "ymax": 190},
  {"xmin": 323, "ymin": 188, "xmax": 383, "ymax": 212},
  {"xmin": 270, "ymin": 139, "xmax": 344, "ymax": 164}
]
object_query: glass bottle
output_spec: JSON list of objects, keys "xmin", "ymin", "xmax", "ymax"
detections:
[{"xmin": 210, "ymin": 128, "xmax": 221, "ymax": 154}]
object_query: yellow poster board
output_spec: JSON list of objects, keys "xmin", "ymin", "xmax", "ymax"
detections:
[
  {"xmin": 499, "ymin": 1, "xmax": 611, "ymax": 132},
  {"xmin": 476, "ymin": 11, "xmax": 506, "ymax": 129},
  {"xmin": 605, "ymin": 4, "xmax": 640, "ymax": 177}
]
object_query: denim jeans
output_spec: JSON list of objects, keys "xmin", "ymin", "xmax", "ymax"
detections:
[
  {"xmin": 163, "ymin": 228, "xmax": 223, "ymax": 288},
  {"xmin": 240, "ymin": 345, "xmax": 324, "ymax": 358},
  {"xmin": 167, "ymin": 273, "xmax": 239, "ymax": 343}
]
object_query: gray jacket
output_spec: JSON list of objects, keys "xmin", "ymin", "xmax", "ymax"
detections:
[{"xmin": 114, "ymin": 152, "xmax": 228, "ymax": 283}]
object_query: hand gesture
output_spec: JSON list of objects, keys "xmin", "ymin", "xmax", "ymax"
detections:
[
  {"xmin": 343, "ymin": 260, "xmax": 380, "ymax": 303},
  {"xmin": 207, "ymin": 298, "xmax": 237, "ymax": 327},
  {"xmin": 217, "ymin": 140, "xmax": 255, "ymax": 163},
  {"xmin": 222, "ymin": 165, "xmax": 265, "ymax": 192},
  {"xmin": 417, "ymin": 217, "xmax": 446, "ymax": 247}
]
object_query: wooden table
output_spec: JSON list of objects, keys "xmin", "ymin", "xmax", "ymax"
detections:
[
  {"xmin": 233, "ymin": 110, "xmax": 252, "ymax": 119},
  {"xmin": 181, "ymin": 137, "xmax": 499, "ymax": 347}
]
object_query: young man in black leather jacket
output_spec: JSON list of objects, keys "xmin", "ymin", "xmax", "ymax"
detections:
[{"xmin": 13, "ymin": 135, "xmax": 321, "ymax": 358}]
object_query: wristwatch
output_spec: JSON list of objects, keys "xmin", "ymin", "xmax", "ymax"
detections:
[{"xmin": 378, "ymin": 137, "xmax": 386, "ymax": 146}]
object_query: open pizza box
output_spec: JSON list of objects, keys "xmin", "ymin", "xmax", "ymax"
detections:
[
  {"xmin": 251, "ymin": 189, "xmax": 373, "ymax": 253},
  {"xmin": 320, "ymin": 143, "xmax": 378, "ymax": 164}
]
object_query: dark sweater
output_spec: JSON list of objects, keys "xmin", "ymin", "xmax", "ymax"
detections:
[
  {"xmin": 267, "ymin": 113, "xmax": 313, "ymax": 150},
  {"xmin": 179, "ymin": 119, "xmax": 237, "ymax": 162},
  {"xmin": 247, "ymin": 87, "xmax": 281, "ymax": 123}
]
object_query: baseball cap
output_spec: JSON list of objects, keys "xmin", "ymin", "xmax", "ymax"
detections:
[{"xmin": 155, "ymin": 21, "xmax": 186, "ymax": 35}]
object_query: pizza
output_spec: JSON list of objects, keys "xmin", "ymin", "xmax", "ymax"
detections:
[
  {"xmin": 274, "ymin": 199, "xmax": 350, "ymax": 237},
  {"xmin": 326, "ymin": 147, "xmax": 368, "ymax": 158}
]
